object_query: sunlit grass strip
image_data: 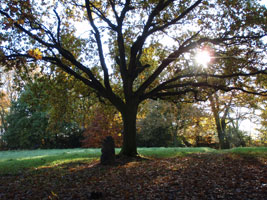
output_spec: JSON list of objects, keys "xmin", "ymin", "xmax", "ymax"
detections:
[
  {"xmin": 0, "ymin": 149, "xmax": 102, "ymax": 175},
  {"xmin": 138, "ymin": 147, "xmax": 217, "ymax": 158},
  {"xmin": 221, "ymin": 147, "xmax": 267, "ymax": 158},
  {"xmin": 0, "ymin": 148, "xmax": 102, "ymax": 161},
  {"xmin": 0, "ymin": 155, "xmax": 98, "ymax": 175},
  {"xmin": 223, "ymin": 147, "xmax": 267, "ymax": 153}
]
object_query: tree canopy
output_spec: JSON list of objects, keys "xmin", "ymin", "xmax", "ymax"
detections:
[{"xmin": 1, "ymin": 0, "xmax": 267, "ymax": 156}]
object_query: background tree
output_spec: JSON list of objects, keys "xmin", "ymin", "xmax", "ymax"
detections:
[
  {"xmin": 136, "ymin": 99, "xmax": 218, "ymax": 148},
  {"xmin": 137, "ymin": 100, "xmax": 176, "ymax": 147},
  {"xmin": 225, "ymin": 126, "xmax": 251, "ymax": 148},
  {"xmin": 3, "ymin": 83, "xmax": 84, "ymax": 149},
  {"xmin": 209, "ymin": 91, "xmax": 232, "ymax": 149},
  {"xmin": 209, "ymin": 91, "xmax": 259, "ymax": 149},
  {"xmin": 82, "ymin": 104, "xmax": 123, "ymax": 148},
  {"xmin": 0, "ymin": 91, "xmax": 9, "ymax": 149},
  {"xmin": 169, "ymin": 102, "xmax": 215, "ymax": 147},
  {"xmin": 253, "ymin": 73, "xmax": 267, "ymax": 146},
  {"xmin": 3, "ymin": 88, "xmax": 49, "ymax": 149},
  {"xmin": 1, "ymin": 0, "xmax": 266, "ymax": 156},
  {"xmin": 257, "ymin": 98, "xmax": 267, "ymax": 146},
  {"xmin": 0, "ymin": 91, "xmax": 9, "ymax": 134}
]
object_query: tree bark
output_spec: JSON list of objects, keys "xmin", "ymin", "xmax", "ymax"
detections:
[{"xmin": 119, "ymin": 104, "xmax": 138, "ymax": 156}]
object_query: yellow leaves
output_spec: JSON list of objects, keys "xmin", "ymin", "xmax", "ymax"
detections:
[
  {"xmin": 17, "ymin": 19, "xmax": 25, "ymax": 25},
  {"xmin": 28, "ymin": 48, "xmax": 42, "ymax": 60}
]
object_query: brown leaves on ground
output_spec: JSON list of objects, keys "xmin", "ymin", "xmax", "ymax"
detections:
[{"xmin": 0, "ymin": 153, "xmax": 266, "ymax": 200}]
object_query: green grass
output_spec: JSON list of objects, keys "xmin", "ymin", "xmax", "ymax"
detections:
[
  {"xmin": 222, "ymin": 147, "xmax": 267, "ymax": 153},
  {"xmin": 0, "ymin": 148, "xmax": 103, "ymax": 175},
  {"xmin": 137, "ymin": 147, "xmax": 217, "ymax": 158},
  {"xmin": 221, "ymin": 147, "xmax": 267, "ymax": 158},
  {"xmin": 0, "ymin": 147, "xmax": 266, "ymax": 175}
]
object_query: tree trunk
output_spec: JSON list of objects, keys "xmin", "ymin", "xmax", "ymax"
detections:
[
  {"xmin": 209, "ymin": 94, "xmax": 230, "ymax": 149},
  {"xmin": 119, "ymin": 104, "xmax": 138, "ymax": 156},
  {"xmin": 215, "ymin": 116, "xmax": 229, "ymax": 149},
  {"xmin": 217, "ymin": 127, "xmax": 225, "ymax": 149}
]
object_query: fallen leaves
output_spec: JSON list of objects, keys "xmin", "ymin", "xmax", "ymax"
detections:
[{"xmin": 0, "ymin": 153, "xmax": 266, "ymax": 199}]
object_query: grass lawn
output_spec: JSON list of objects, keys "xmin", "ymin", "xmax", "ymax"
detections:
[
  {"xmin": 0, "ymin": 148, "xmax": 102, "ymax": 175},
  {"xmin": 0, "ymin": 147, "xmax": 212, "ymax": 175},
  {"xmin": 0, "ymin": 147, "xmax": 266, "ymax": 199},
  {"xmin": 0, "ymin": 147, "xmax": 266, "ymax": 175}
]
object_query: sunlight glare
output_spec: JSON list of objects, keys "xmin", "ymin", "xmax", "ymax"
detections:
[{"xmin": 195, "ymin": 50, "xmax": 211, "ymax": 68}]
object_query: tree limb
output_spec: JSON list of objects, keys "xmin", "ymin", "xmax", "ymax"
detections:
[
  {"xmin": 135, "ymin": 35, "xmax": 266, "ymax": 96},
  {"xmin": 53, "ymin": 9, "xmax": 62, "ymax": 45},
  {"xmin": 85, "ymin": 0, "xmax": 112, "ymax": 93}
]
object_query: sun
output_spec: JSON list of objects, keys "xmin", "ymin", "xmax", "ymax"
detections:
[{"xmin": 195, "ymin": 49, "xmax": 211, "ymax": 68}]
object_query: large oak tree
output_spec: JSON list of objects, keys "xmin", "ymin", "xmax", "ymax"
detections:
[{"xmin": 1, "ymin": 0, "xmax": 266, "ymax": 156}]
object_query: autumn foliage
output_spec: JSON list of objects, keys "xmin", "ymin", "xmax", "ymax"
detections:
[{"xmin": 82, "ymin": 107, "xmax": 123, "ymax": 148}]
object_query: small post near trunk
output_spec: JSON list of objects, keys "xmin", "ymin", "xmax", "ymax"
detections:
[{"xmin": 100, "ymin": 136, "xmax": 115, "ymax": 165}]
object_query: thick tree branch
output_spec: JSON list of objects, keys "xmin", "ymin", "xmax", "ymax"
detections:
[
  {"xmin": 54, "ymin": 47, "xmax": 106, "ymax": 89},
  {"xmin": 0, "ymin": 9, "xmax": 114, "ymax": 102},
  {"xmin": 85, "ymin": 0, "xmax": 112, "ymax": 92},
  {"xmin": 87, "ymin": 1, "xmax": 117, "ymax": 31},
  {"xmin": 5, "ymin": 51, "xmax": 106, "ymax": 93},
  {"xmin": 116, "ymin": 0, "xmax": 134, "ymax": 70},
  {"xmin": 142, "ymin": 81, "xmax": 267, "ymax": 101},
  {"xmin": 108, "ymin": 0, "xmax": 119, "ymax": 22},
  {"xmin": 114, "ymin": 0, "xmax": 135, "ymax": 100},
  {"xmin": 136, "ymin": 35, "xmax": 266, "ymax": 96},
  {"xmin": 118, "ymin": 0, "xmax": 133, "ymax": 24},
  {"xmin": 143, "ymin": 68, "xmax": 267, "ymax": 100},
  {"xmin": 150, "ymin": 89, "xmax": 199, "ymax": 99},
  {"xmin": 129, "ymin": 0, "xmax": 203, "ymax": 75},
  {"xmin": 150, "ymin": 69, "xmax": 267, "ymax": 95},
  {"xmin": 147, "ymin": 0, "xmax": 203, "ymax": 35},
  {"xmin": 43, "ymin": 56, "xmax": 100, "ymax": 91},
  {"xmin": 129, "ymin": 0, "xmax": 174, "ymax": 74},
  {"xmin": 0, "ymin": 10, "xmax": 54, "ymax": 48}
]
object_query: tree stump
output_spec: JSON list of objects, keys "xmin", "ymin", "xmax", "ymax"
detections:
[{"xmin": 100, "ymin": 136, "xmax": 115, "ymax": 165}]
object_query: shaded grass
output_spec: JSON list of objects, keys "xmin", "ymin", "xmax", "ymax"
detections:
[{"xmin": 0, "ymin": 147, "xmax": 266, "ymax": 175}]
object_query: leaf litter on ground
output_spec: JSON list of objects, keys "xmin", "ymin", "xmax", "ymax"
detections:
[{"xmin": 0, "ymin": 153, "xmax": 266, "ymax": 200}]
